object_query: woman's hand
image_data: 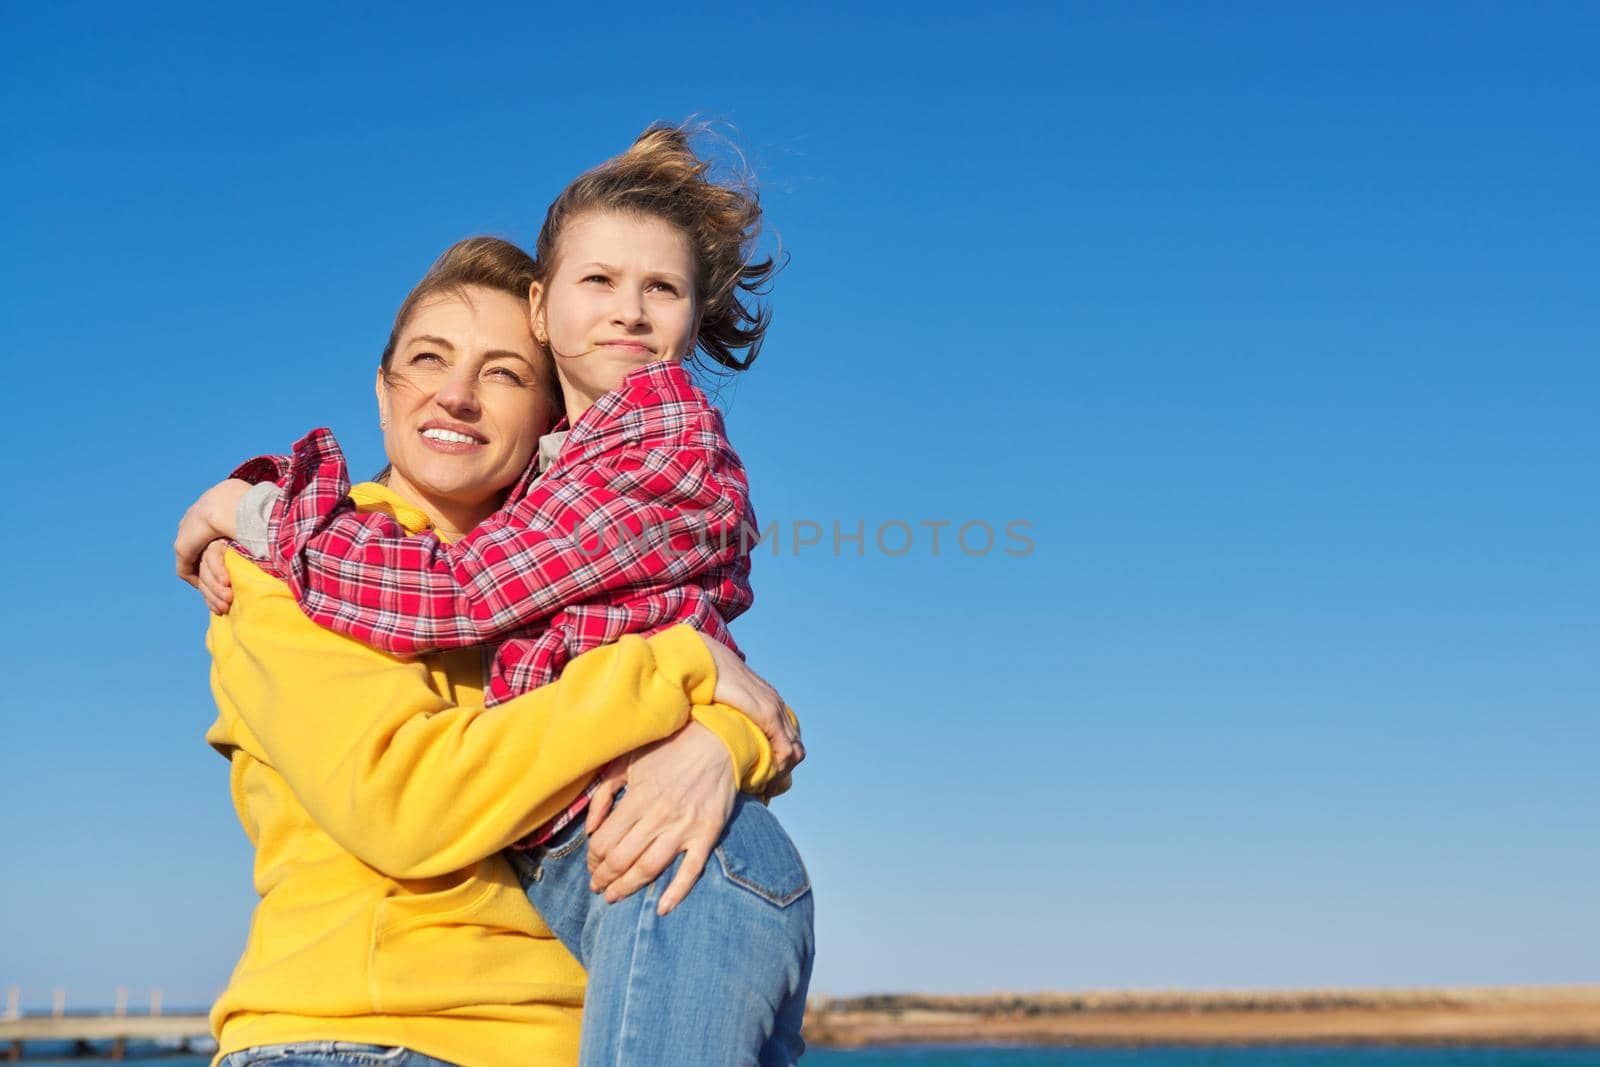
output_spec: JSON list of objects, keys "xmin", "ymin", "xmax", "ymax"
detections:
[
  {"xmin": 175, "ymin": 479, "xmax": 250, "ymax": 589},
  {"xmin": 584, "ymin": 721, "xmax": 736, "ymax": 916},
  {"xmin": 696, "ymin": 634, "xmax": 806, "ymax": 784}
]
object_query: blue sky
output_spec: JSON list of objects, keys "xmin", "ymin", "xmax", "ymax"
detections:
[{"xmin": 2, "ymin": 2, "xmax": 1596, "ymax": 1007}]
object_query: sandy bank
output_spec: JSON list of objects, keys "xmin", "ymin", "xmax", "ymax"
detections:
[{"xmin": 802, "ymin": 985, "xmax": 1600, "ymax": 1048}]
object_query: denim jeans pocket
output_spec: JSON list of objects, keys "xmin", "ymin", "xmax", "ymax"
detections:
[
  {"xmin": 326, "ymin": 1044, "xmax": 410, "ymax": 1064},
  {"xmin": 540, "ymin": 817, "xmax": 590, "ymax": 861},
  {"xmin": 507, "ymin": 811, "xmax": 589, "ymax": 891},
  {"xmin": 223, "ymin": 1042, "xmax": 412, "ymax": 1066},
  {"xmin": 713, "ymin": 798, "xmax": 811, "ymax": 908}
]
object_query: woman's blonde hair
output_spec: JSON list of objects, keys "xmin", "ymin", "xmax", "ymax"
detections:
[
  {"xmin": 380, "ymin": 236, "xmax": 542, "ymax": 374},
  {"xmin": 533, "ymin": 123, "xmax": 780, "ymax": 373}
]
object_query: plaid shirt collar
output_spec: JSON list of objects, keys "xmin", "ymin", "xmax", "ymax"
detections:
[{"xmin": 508, "ymin": 360, "xmax": 691, "ymax": 498}]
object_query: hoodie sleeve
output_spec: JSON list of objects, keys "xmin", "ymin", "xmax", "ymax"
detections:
[{"xmin": 207, "ymin": 550, "xmax": 719, "ymax": 879}]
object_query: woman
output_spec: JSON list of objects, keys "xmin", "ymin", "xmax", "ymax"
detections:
[
  {"xmin": 191, "ymin": 234, "xmax": 811, "ymax": 1067},
  {"xmin": 189, "ymin": 127, "xmax": 801, "ymax": 918}
]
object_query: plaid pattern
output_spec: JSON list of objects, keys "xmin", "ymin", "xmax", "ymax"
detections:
[{"xmin": 236, "ymin": 361, "xmax": 754, "ymax": 846}]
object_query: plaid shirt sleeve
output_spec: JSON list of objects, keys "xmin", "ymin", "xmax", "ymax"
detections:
[
  {"xmin": 229, "ymin": 454, "xmax": 293, "ymax": 485},
  {"xmin": 266, "ymin": 403, "xmax": 754, "ymax": 657}
]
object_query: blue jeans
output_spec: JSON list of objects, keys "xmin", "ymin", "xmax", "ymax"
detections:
[
  {"xmin": 508, "ymin": 792, "xmax": 815, "ymax": 1067},
  {"xmin": 218, "ymin": 1042, "xmax": 458, "ymax": 1067}
]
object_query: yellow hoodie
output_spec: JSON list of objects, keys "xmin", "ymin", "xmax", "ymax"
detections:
[{"xmin": 204, "ymin": 482, "xmax": 777, "ymax": 1067}]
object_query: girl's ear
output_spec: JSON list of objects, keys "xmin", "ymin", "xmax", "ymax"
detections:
[
  {"xmin": 528, "ymin": 280, "xmax": 548, "ymax": 345},
  {"xmin": 374, "ymin": 368, "xmax": 390, "ymax": 429}
]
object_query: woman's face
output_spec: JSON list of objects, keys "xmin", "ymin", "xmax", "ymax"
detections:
[
  {"xmin": 533, "ymin": 211, "xmax": 699, "ymax": 417},
  {"xmin": 377, "ymin": 285, "xmax": 557, "ymax": 525}
]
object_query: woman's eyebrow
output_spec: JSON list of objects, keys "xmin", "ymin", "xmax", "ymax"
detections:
[
  {"xmin": 484, "ymin": 349, "xmax": 533, "ymax": 364},
  {"xmin": 407, "ymin": 334, "xmax": 456, "ymax": 349}
]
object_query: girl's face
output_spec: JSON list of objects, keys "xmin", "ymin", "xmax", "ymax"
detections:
[
  {"xmin": 532, "ymin": 211, "xmax": 699, "ymax": 419},
  {"xmin": 377, "ymin": 285, "xmax": 558, "ymax": 533}
]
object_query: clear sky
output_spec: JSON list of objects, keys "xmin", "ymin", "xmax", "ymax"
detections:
[{"xmin": 2, "ymin": 2, "xmax": 1596, "ymax": 1008}]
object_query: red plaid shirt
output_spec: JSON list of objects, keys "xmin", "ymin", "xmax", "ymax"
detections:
[{"xmin": 233, "ymin": 361, "xmax": 755, "ymax": 844}]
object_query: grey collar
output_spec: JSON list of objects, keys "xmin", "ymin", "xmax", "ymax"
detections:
[{"xmin": 536, "ymin": 429, "xmax": 569, "ymax": 474}]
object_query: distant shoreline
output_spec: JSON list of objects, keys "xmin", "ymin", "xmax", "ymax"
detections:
[{"xmin": 802, "ymin": 985, "xmax": 1600, "ymax": 1049}]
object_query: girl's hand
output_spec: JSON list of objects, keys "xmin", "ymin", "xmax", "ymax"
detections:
[
  {"xmin": 584, "ymin": 721, "xmax": 735, "ymax": 916},
  {"xmin": 696, "ymin": 634, "xmax": 806, "ymax": 783},
  {"xmin": 197, "ymin": 540, "xmax": 235, "ymax": 615},
  {"xmin": 175, "ymin": 479, "xmax": 250, "ymax": 589}
]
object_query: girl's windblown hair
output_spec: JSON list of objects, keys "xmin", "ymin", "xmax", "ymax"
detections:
[{"xmin": 534, "ymin": 123, "xmax": 779, "ymax": 373}]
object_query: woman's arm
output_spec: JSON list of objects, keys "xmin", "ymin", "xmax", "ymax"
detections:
[{"xmin": 209, "ymin": 552, "xmax": 790, "ymax": 879}]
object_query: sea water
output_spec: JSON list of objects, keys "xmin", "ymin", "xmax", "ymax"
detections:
[{"xmin": 19, "ymin": 1046, "xmax": 1600, "ymax": 1066}]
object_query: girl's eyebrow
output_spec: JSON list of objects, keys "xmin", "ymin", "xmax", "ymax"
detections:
[{"xmin": 577, "ymin": 261, "xmax": 690, "ymax": 287}]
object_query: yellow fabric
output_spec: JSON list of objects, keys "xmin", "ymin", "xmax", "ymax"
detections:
[{"xmin": 204, "ymin": 480, "xmax": 777, "ymax": 1067}]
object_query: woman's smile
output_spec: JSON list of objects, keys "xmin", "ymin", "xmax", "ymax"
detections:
[{"xmin": 419, "ymin": 420, "xmax": 489, "ymax": 452}]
